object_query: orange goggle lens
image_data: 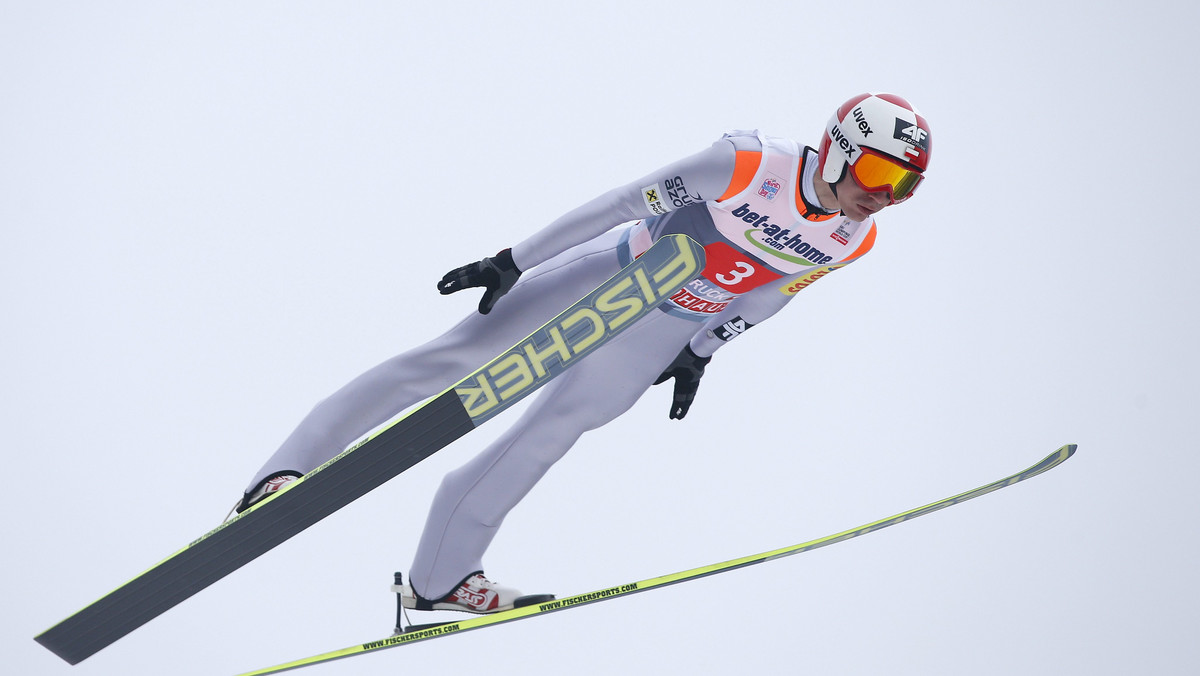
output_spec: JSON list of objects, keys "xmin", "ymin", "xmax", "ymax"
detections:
[{"xmin": 849, "ymin": 150, "xmax": 924, "ymax": 202}]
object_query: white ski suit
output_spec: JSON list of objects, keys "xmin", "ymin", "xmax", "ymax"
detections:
[{"xmin": 246, "ymin": 131, "xmax": 880, "ymax": 598}]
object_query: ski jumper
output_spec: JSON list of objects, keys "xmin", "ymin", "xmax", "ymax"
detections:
[{"xmin": 245, "ymin": 131, "xmax": 879, "ymax": 599}]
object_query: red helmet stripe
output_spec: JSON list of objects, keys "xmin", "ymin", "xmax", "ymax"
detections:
[
  {"xmin": 835, "ymin": 93, "xmax": 872, "ymax": 120},
  {"xmin": 873, "ymin": 92, "xmax": 916, "ymax": 111}
]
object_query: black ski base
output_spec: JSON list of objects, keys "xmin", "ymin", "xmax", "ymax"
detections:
[
  {"xmin": 36, "ymin": 234, "xmax": 705, "ymax": 666},
  {"xmin": 36, "ymin": 392, "xmax": 474, "ymax": 665}
]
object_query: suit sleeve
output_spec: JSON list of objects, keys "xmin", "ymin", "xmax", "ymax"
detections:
[
  {"xmin": 686, "ymin": 282, "xmax": 800, "ymax": 358},
  {"xmin": 509, "ymin": 139, "xmax": 740, "ymax": 271}
]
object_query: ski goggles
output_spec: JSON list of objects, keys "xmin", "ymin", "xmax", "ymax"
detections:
[{"xmin": 848, "ymin": 148, "xmax": 925, "ymax": 203}]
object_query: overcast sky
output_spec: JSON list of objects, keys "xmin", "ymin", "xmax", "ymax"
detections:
[{"xmin": 5, "ymin": 2, "xmax": 1199, "ymax": 675}]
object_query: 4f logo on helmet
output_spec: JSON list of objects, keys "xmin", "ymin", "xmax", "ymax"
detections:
[{"xmin": 893, "ymin": 119, "xmax": 930, "ymax": 158}]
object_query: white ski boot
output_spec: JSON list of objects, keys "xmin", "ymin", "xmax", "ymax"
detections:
[{"xmin": 394, "ymin": 571, "xmax": 553, "ymax": 614}]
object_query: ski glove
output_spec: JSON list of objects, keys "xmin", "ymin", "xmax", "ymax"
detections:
[
  {"xmin": 653, "ymin": 344, "xmax": 712, "ymax": 420},
  {"xmin": 437, "ymin": 248, "xmax": 522, "ymax": 315}
]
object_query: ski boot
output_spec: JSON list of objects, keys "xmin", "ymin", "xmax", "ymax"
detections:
[
  {"xmin": 225, "ymin": 472, "xmax": 301, "ymax": 521},
  {"xmin": 392, "ymin": 572, "xmax": 555, "ymax": 632}
]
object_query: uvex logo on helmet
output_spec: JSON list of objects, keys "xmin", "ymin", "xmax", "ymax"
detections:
[
  {"xmin": 827, "ymin": 122, "xmax": 860, "ymax": 160},
  {"xmin": 851, "ymin": 106, "xmax": 874, "ymax": 136}
]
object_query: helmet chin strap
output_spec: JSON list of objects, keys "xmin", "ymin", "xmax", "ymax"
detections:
[
  {"xmin": 828, "ymin": 165, "xmax": 848, "ymax": 199},
  {"xmin": 830, "ymin": 160, "xmax": 849, "ymax": 196}
]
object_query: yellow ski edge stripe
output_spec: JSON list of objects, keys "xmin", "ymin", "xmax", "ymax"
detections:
[{"xmin": 235, "ymin": 444, "xmax": 1075, "ymax": 676}]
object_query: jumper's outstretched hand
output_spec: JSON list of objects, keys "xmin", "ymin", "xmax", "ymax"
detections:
[
  {"xmin": 653, "ymin": 345, "xmax": 712, "ymax": 420},
  {"xmin": 437, "ymin": 248, "xmax": 522, "ymax": 315}
]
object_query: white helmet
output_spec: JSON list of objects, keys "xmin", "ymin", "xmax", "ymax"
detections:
[{"xmin": 817, "ymin": 93, "xmax": 931, "ymax": 202}]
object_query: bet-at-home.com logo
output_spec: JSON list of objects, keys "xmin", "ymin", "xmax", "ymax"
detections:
[{"xmin": 730, "ymin": 203, "xmax": 835, "ymax": 265}]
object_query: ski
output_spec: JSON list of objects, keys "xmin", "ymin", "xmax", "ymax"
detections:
[
  {"xmin": 34, "ymin": 233, "xmax": 706, "ymax": 665},
  {"xmin": 236, "ymin": 444, "xmax": 1076, "ymax": 676}
]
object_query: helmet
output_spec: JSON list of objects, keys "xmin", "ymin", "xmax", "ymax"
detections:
[{"xmin": 817, "ymin": 93, "xmax": 932, "ymax": 203}]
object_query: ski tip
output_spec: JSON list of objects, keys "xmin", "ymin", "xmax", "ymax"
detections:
[{"xmin": 1042, "ymin": 444, "xmax": 1077, "ymax": 470}]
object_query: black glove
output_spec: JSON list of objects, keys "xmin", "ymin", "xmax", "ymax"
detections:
[
  {"xmin": 437, "ymin": 248, "xmax": 522, "ymax": 315},
  {"xmin": 653, "ymin": 345, "xmax": 712, "ymax": 420}
]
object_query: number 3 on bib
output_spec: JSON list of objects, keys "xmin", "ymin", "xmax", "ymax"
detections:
[
  {"xmin": 702, "ymin": 241, "xmax": 780, "ymax": 294},
  {"xmin": 716, "ymin": 261, "xmax": 754, "ymax": 287}
]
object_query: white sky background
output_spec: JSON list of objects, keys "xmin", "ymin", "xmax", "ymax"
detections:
[{"xmin": 4, "ymin": 1, "xmax": 1198, "ymax": 674}]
